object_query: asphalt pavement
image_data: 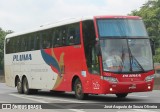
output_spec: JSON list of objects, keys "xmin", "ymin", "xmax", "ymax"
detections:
[{"xmin": 0, "ymin": 83, "xmax": 160, "ymax": 112}]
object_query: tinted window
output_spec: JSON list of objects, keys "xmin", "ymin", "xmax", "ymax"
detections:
[
  {"xmin": 67, "ymin": 23, "xmax": 80, "ymax": 45},
  {"xmin": 35, "ymin": 33, "xmax": 40, "ymax": 50},
  {"xmin": 53, "ymin": 29, "xmax": 61, "ymax": 47},
  {"xmin": 24, "ymin": 36, "xmax": 29, "ymax": 51},
  {"xmin": 83, "ymin": 20, "xmax": 99, "ymax": 74},
  {"xmin": 5, "ymin": 22, "xmax": 81, "ymax": 54},
  {"xmin": 97, "ymin": 19, "xmax": 148, "ymax": 37},
  {"xmin": 20, "ymin": 36, "xmax": 25, "ymax": 52},
  {"xmin": 41, "ymin": 32, "xmax": 51, "ymax": 49},
  {"xmin": 30, "ymin": 34, "xmax": 35, "ymax": 51},
  {"xmin": 12, "ymin": 38, "xmax": 17, "ymax": 53},
  {"xmin": 16, "ymin": 37, "xmax": 21, "ymax": 52},
  {"xmin": 53, "ymin": 26, "xmax": 66, "ymax": 47},
  {"xmin": 6, "ymin": 38, "xmax": 11, "ymax": 54}
]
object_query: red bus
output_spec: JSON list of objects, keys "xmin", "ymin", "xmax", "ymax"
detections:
[{"xmin": 4, "ymin": 15, "xmax": 154, "ymax": 100}]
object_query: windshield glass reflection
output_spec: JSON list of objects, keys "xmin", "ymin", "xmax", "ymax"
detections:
[
  {"xmin": 101, "ymin": 39, "xmax": 153, "ymax": 73},
  {"xmin": 97, "ymin": 19, "xmax": 148, "ymax": 37}
]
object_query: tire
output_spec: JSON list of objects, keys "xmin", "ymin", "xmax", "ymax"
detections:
[
  {"xmin": 22, "ymin": 77, "xmax": 31, "ymax": 95},
  {"xmin": 116, "ymin": 93, "xmax": 128, "ymax": 98},
  {"xmin": 74, "ymin": 79, "xmax": 88, "ymax": 100},
  {"xmin": 22, "ymin": 77, "xmax": 38, "ymax": 95},
  {"xmin": 16, "ymin": 78, "xmax": 23, "ymax": 94}
]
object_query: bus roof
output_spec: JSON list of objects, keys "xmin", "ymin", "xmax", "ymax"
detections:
[
  {"xmin": 5, "ymin": 15, "xmax": 141, "ymax": 39},
  {"xmin": 5, "ymin": 17, "xmax": 93, "ymax": 39}
]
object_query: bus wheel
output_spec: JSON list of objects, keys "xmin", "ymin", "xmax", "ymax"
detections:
[
  {"xmin": 16, "ymin": 78, "xmax": 23, "ymax": 94},
  {"xmin": 74, "ymin": 79, "xmax": 88, "ymax": 100},
  {"xmin": 23, "ymin": 77, "xmax": 30, "ymax": 95},
  {"xmin": 116, "ymin": 93, "xmax": 128, "ymax": 98}
]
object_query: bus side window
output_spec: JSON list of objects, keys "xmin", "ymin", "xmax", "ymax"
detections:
[
  {"xmin": 53, "ymin": 30, "xmax": 60, "ymax": 47},
  {"xmin": 41, "ymin": 33, "xmax": 47, "ymax": 49},
  {"xmin": 68, "ymin": 27, "xmax": 75, "ymax": 45},
  {"xmin": 75, "ymin": 25, "xmax": 80, "ymax": 44},
  {"xmin": 47, "ymin": 30, "xmax": 52, "ymax": 48},
  {"xmin": 6, "ymin": 38, "xmax": 11, "ymax": 54},
  {"xmin": 24, "ymin": 36, "xmax": 29, "ymax": 51},
  {"xmin": 14, "ymin": 37, "xmax": 17, "ymax": 52},
  {"xmin": 30, "ymin": 34, "xmax": 35, "ymax": 51},
  {"xmin": 41, "ymin": 30, "xmax": 52, "ymax": 49},
  {"xmin": 27, "ymin": 35, "xmax": 31, "ymax": 51},
  {"xmin": 67, "ymin": 23, "xmax": 80, "ymax": 45},
  {"xmin": 16, "ymin": 36, "xmax": 21, "ymax": 52},
  {"xmin": 20, "ymin": 36, "xmax": 25, "ymax": 52},
  {"xmin": 51, "ymin": 30, "xmax": 55, "ymax": 48},
  {"xmin": 35, "ymin": 33, "xmax": 40, "ymax": 50},
  {"xmin": 62, "ymin": 28, "xmax": 67, "ymax": 46},
  {"xmin": 83, "ymin": 20, "xmax": 99, "ymax": 74},
  {"xmin": 12, "ymin": 38, "xmax": 16, "ymax": 53},
  {"xmin": 53, "ymin": 28, "xmax": 62, "ymax": 47},
  {"xmin": 53, "ymin": 26, "xmax": 67, "ymax": 47}
]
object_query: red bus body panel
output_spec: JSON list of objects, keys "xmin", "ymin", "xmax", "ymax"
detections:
[{"xmin": 42, "ymin": 16, "xmax": 154, "ymax": 95}]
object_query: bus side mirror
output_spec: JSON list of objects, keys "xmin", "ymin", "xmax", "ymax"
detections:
[
  {"xmin": 95, "ymin": 41, "xmax": 101, "ymax": 56},
  {"xmin": 150, "ymin": 39, "xmax": 155, "ymax": 55}
]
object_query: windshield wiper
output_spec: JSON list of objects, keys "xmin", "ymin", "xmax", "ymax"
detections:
[
  {"xmin": 127, "ymin": 40, "xmax": 145, "ymax": 72},
  {"xmin": 131, "ymin": 55, "xmax": 145, "ymax": 71},
  {"xmin": 119, "ymin": 46, "xmax": 125, "ymax": 72}
]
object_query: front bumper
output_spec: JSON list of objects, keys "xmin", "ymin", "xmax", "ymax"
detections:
[{"xmin": 101, "ymin": 80, "xmax": 154, "ymax": 94}]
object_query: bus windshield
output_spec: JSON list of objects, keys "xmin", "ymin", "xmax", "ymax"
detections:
[
  {"xmin": 97, "ymin": 19, "xmax": 148, "ymax": 37},
  {"xmin": 100, "ymin": 39, "xmax": 153, "ymax": 73}
]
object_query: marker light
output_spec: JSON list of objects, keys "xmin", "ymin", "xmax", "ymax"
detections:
[
  {"xmin": 110, "ymin": 88, "xmax": 113, "ymax": 91},
  {"xmin": 145, "ymin": 75, "xmax": 154, "ymax": 82},
  {"xmin": 148, "ymin": 86, "xmax": 151, "ymax": 89}
]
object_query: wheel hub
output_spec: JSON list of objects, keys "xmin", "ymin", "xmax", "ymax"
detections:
[{"xmin": 76, "ymin": 83, "xmax": 82, "ymax": 95}]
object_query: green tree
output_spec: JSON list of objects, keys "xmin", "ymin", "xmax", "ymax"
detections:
[
  {"xmin": 0, "ymin": 28, "xmax": 13, "ymax": 70},
  {"xmin": 154, "ymin": 48, "xmax": 160, "ymax": 62},
  {"xmin": 129, "ymin": 0, "xmax": 160, "ymax": 62}
]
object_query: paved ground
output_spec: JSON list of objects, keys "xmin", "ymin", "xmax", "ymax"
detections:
[
  {"xmin": 0, "ymin": 76, "xmax": 5, "ymax": 83},
  {"xmin": 0, "ymin": 83, "xmax": 160, "ymax": 112}
]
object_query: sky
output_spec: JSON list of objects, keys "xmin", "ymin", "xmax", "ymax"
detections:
[{"xmin": 0, "ymin": 0, "xmax": 147, "ymax": 32}]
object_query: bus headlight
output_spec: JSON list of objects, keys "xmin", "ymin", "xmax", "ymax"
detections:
[
  {"xmin": 145, "ymin": 75, "xmax": 154, "ymax": 82},
  {"xmin": 103, "ymin": 76, "xmax": 118, "ymax": 83}
]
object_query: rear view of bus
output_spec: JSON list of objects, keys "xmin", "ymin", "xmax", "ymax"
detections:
[{"xmin": 95, "ymin": 16, "xmax": 154, "ymax": 98}]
